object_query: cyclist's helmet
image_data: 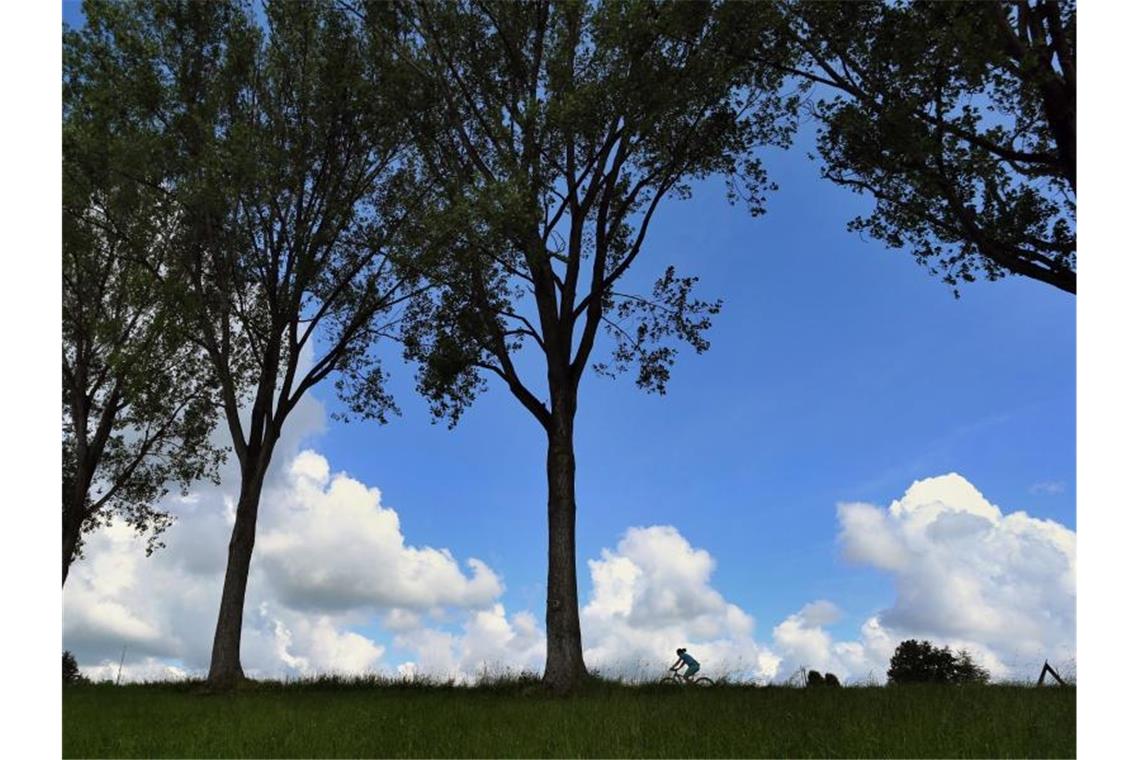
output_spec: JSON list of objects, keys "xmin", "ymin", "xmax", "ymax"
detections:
[{"xmin": 676, "ymin": 648, "xmax": 686, "ymax": 656}]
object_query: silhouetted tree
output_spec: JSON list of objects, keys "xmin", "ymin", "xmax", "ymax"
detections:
[
  {"xmin": 63, "ymin": 651, "xmax": 87, "ymax": 685},
  {"xmin": 62, "ymin": 7, "xmax": 225, "ymax": 585},
  {"xmin": 888, "ymin": 639, "xmax": 990, "ymax": 684},
  {"xmin": 747, "ymin": 1, "xmax": 1075, "ymax": 294},
  {"xmin": 368, "ymin": 0, "xmax": 798, "ymax": 691},
  {"xmin": 76, "ymin": 0, "xmax": 424, "ymax": 689},
  {"xmin": 951, "ymin": 648, "xmax": 991, "ymax": 685}
]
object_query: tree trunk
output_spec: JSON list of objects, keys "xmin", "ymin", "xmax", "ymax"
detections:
[
  {"xmin": 1039, "ymin": 75, "xmax": 1076, "ymax": 191},
  {"xmin": 62, "ymin": 498, "xmax": 83, "ymax": 587},
  {"xmin": 62, "ymin": 467, "xmax": 91, "ymax": 587},
  {"xmin": 541, "ymin": 394, "xmax": 589, "ymax": 692},
  {"xmin": 206, "ymin": 463, "xmax": 268, "ymax": 689}
]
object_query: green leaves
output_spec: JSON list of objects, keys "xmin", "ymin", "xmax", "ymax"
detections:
[
  {"xmin": 62, "ymin": 0, "xmax": 418, "ymax": 572},
  {"xmin": 596, "ymin": 267, "xmax": 723, "ymax": 395},
  {"xmin": 63, "ymin": 1, "xmax": 230, "ymax": 566},
  {"xmin": 395, "ymin": 0, "xmax": 798, "ymax": 429},
  {"xmin": 782, "ymin": 0, "xmax": 1076, "ymax": 294}
]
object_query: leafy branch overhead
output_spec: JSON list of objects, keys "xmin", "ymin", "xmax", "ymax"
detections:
[
  {"xmin": 595, "ymin": 267, "xmax": 723, "ymax": 395},
  {"xmin": 781, "ymin": 0, "xmax": 1076, "ymax": 294}
]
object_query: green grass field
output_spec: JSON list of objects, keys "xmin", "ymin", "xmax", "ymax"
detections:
[{"xmin": 63, "ymin": 678, "xmax": 1075, "ymax": 758}]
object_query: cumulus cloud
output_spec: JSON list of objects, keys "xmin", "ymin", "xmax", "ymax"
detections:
[
  {"xmin": 581, "ymin": 525, "xmax": 778, "ymax": 682},
  {"xmin": 65, "ymin": 459, "xmax": 1075, "ymax": 685},
  {"xmin": 394, "ymin": 604, "xmax": 546, "ymax": 682},
  {"xmin": 767, "ymin": 605, "xmax": 895, "ymax": 683},
  {"xmin": 264, "ymin": 605, "xmax": 385, "ymax": 675},
  {"xmin": 63, "ymin": 517, "xmax": 213, "ymax": 665},
  {"xmin": 835, "ymin": 473, "xmax": 1075, "ymax": 676},
  {"xmin": 63, "ymin": 393, "xmax": 514, "ymax": 681},
  {"xmin": 258, "ymin": 451, "xmax": 503, "ymax": 613},
  {"xmin": 80, "ymin": 657, "xmax": 191, "ymax": 683},
  {"xmin": 632, "ymin": 473, "xmax": 1077, "ymax": 684}
]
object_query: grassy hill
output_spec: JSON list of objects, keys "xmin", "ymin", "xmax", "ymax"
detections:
[{"xmin": 63, "ymin": 677, "xmax": 1075, "ymax": 758}]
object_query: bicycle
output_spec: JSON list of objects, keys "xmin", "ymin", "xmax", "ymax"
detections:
[{"xmin": 660, "ymin": 669, "xmax": 713, "ymax": 687}]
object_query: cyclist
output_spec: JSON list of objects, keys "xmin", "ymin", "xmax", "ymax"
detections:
[{"xmin": 670, "ymin": 647, "xmax": 700, "ymax": 681}]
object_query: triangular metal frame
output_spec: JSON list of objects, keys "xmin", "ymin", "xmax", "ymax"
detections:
[{"xmin": 1036, "ymin": 660, "xmax": 1068, "ymax": 687}]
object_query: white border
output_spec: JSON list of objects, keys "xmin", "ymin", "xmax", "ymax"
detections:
[
  {"xmin": 1, "ymin": 2, "xmax": 65, "ymax": 758},
  {"xmin": 1077, "ymin": 0, "xmax": 1139, "ymax": 756},
  {"xmin": 3, "ymin": 0, "xmax": 1130, "ymax": 756}
]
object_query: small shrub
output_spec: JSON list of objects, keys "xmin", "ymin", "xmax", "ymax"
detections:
[
  {"xmin": 887, "ymin": 639, "xmax": 990, "ymax": 684},
  {"xmin": 63, "ymin": 651, "xmax": 88, "ymax": 685},
  {"xmin": 952, "ymin": 649, "xmax": 990, "ymax": 684}
]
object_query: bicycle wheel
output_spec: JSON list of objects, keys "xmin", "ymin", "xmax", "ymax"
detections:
[
  {"xmin": 693, "ymin": 677, "xmax": 714, "ymax": 687},
  {"xmin": 659, "ymin": 675, "xmax": 680, "ymax": 685}
]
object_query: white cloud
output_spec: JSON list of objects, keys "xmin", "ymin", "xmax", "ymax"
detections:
[
  {"xmin": 394, "ymin": 604, "xmax": 545, "ymax": 682},
  {"xmin": 797, "ymin": 600, "xmax": 841, "ymax": 627},
  {"xmin": 772, "ymin": 602, "xmax": 839, "ymax": 675},
  {"xmin": 766, "ymin": 605, "xmax": 893, "ymax": 683},
  {"xmin": 581, "ymin": 525, "xmax": 777, "ymax": 682},
  {"xmin": 264, "ymin": 605, "xmax": 384, "ymax": 675},
  {"xmin": 64, "ymin": 393, "xmax": 512, "ymax": 682},
  {"xmin": 258, "ymin": 451, "xmax": 503, "ymax": 613},
  {"xmin": 827, "ymin": 473, "xmax": 1076, "ymax": 680},
  {"xmin": 451, "ymin": 471, "xmax": 1070, "ymax": 684},
  {"xmin": 81, "ymin": 657, "xmax": 190, "ymax": 683},
  {"xmin": 1029, "ymin": 480, "xmax": 1066, "ymax": 496},
  {"xmin": 836, "ymin": 502, "xmax": 910, "ymax": 571},
  {"xmin": 64, "ymin": 519, "xmax": 198, "ymax": 663},
  {"xmin": 65, "ymin": 458, "xmax": 1075, "ymax": 686}
]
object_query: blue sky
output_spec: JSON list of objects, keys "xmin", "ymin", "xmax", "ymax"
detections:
[
  {"xmin": 61, "ymin": 0, "xmax": 1074, "ymax": 675},
  {"xmin": 307, "ymin": 129, "xmax": 1074, "ymax": 652}
]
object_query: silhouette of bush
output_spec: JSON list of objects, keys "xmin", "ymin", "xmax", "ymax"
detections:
[
  {"xmin": 951, "ymin": 649, "xmax": 990, "ymax": 684},
  {"xmin": 887, "ymin": 639, "xmax": 989, "ymax": 684},
  {"xmin": 63, "ymin": 651, "xmax": 88, "ymax": 685},
  {"xmin": 824, "ymin": 672, "xmax": 842, "ymax": 687}
]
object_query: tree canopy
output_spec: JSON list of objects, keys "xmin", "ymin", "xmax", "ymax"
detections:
[
  {"xmin": 69, "ymin": 0, "xmax": 423, "ymax": 687},
  {"xmin": 62, "ymin": 8, "xmax": 224, "ymax": 584},
  {"xmin": 775, "ymin": 0, "xmax": 1075, "ymax": 294}
]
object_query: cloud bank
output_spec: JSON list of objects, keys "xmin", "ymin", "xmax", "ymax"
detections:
[
  {"xmin": 64, "ymin": 439, "xmax": 1074, "ymax": 684},
  {"xmin": 834, "ymin": 473, "xmax": 1075, "ymax": 679},
  {"xmin": 63, "ymin": 391, "xmax": 526, "ymax": 681}
]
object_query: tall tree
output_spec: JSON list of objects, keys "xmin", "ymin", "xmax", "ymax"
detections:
[
  {"xmin": 62, "ymin": 6, "xmax": 223, "ymax": 586},
  {"xmin": 772, "ymin": 0, "xmax": 1075, "ymax": 294},
  {"xmin": 382, "ymin": 0, "xmax": 797, "ymax": 691},
  {"xmin": 89, "ymin": 0, "xmax": 420, "ymax": 687}
]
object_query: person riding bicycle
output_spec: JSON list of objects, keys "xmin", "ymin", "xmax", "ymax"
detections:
[{"xmin": 670, "ymin": 647, "xmax": 700, "ymax": 681}]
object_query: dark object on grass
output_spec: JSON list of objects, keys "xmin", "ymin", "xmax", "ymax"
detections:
[
  {"xmin": 1036, "ymin": 660, "xmax": 1068, "ymax": 687},
  {"xmin": 806, "ymin": 670, "xmax": 825, "ymax": 687},
  {"xmin": 64, "ymin": 651, "xmax": 87, "ymax": 685},
  {"xmin": 824, "ymin": 673, "xmax": 842, "ymax": 687},
  {"xmin": 887, "ymin": 639, "xmax": 990, "ymax": 684}
]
